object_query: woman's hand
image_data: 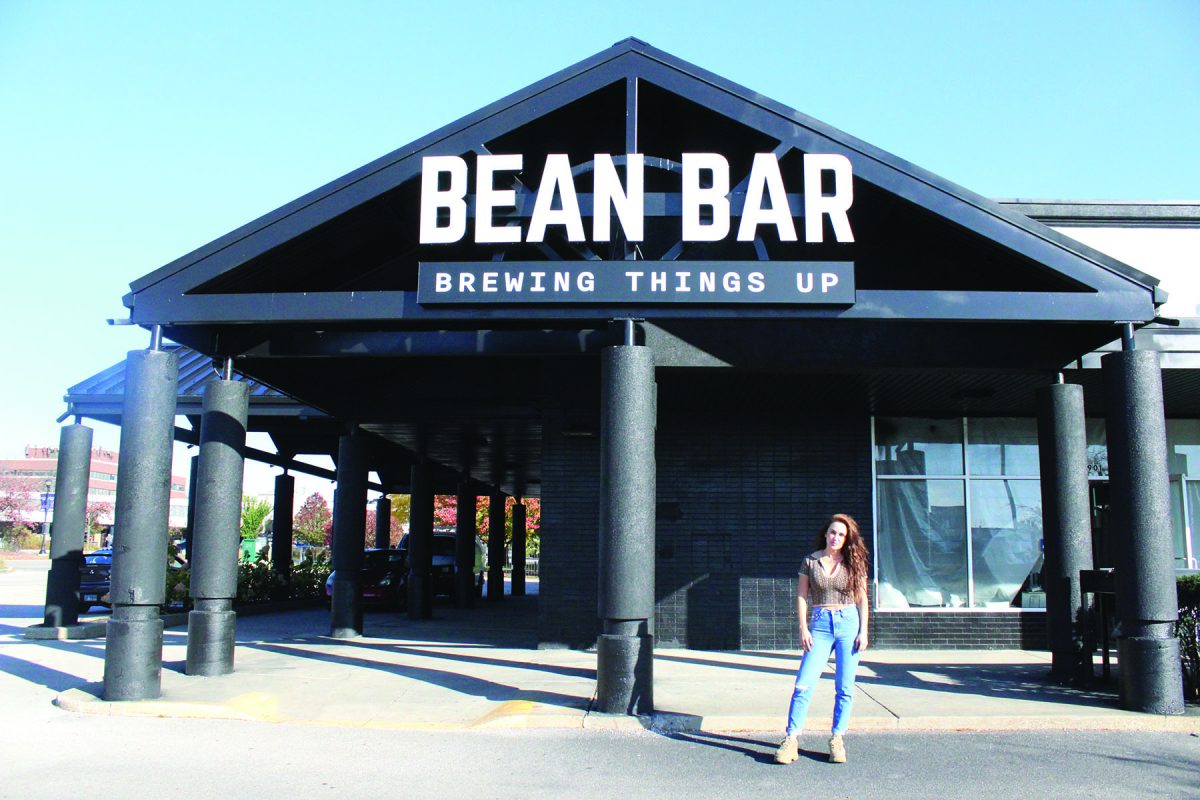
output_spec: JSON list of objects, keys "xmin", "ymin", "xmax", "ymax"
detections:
[
  {"xmin": 855, "ymin": 631, "xmax": 869, "ymax": 653},
  {"xmin": 801, "ymin": 628, "xmax": 813, "ymax": 651}
]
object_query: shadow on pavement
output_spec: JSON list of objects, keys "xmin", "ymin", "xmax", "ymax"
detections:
[{"xmin": 243, "ymin": 640, "xmax": 592, "ymax": 711}]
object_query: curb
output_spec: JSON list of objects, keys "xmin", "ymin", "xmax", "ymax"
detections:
[
  {"xmin": 54, "ymin": 687, "xmax": 265, "ymax": 722},
  {"xmin": 24, "ymin": 622, "xmax": 109, "ymax": 640},
  {"xmin": 24, "ymin": 612, "xmax": 189, "ymax": 640},
  {"xmin": 50, "ymin": 687, "xmax": 1200, "ymax": 733}
]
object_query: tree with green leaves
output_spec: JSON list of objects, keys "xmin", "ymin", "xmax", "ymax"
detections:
[{"xmin": 241, "ymin": 496, "xmax": 272, "ymax": 541}]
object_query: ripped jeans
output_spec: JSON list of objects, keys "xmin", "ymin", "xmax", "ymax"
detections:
[{"xmin": 785, "ymin": 606, "xmax": 861, "ymax": 735}]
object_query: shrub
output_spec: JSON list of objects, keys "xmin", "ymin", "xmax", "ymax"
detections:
[
  {"xmin": 1178, "ymin": 606, "xmax": 1199, "ymax": 704},
  {"xmin": 1178, "ymin": 574, "xmax": 1200, "ymax": 609},
  {"xmin": 290, "ymin": 553, "xmax": 332, "ymax": 602},
  {"xmin": 237, "ymin": 546, "xmax": 273, "ymax": 603},
  {"xmin": 1, "ymin": 524, "xmax": 39, "ymax": 552}
]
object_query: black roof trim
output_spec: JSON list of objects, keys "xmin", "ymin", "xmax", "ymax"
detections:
[
  {"xmin": 998, "ymin": 200, "xmax": 1200, "ymax": 228},
  {"xmin": 124, "ymin": 38, "xmax": 1161, "ymax": 316}
]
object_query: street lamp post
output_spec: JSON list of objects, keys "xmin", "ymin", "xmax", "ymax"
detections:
[{"xmin": 38, "ymin": 479, "xmax": 51, "ymax": 555}]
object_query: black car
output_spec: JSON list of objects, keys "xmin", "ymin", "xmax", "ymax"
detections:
[
  {"xmin": 399, "ymin": 529, "xmax": 486, "ymax": 598},
  {"xmin": 78, "ymin": 548, "xmax": 113, "ymax": 613},
  {"xmin": 78, "ymin": 547, "xmax": 189, "ymax": 614},
  {"xmin": 324, "ymin": 548, "xmax": 408, "ymax": 609}
]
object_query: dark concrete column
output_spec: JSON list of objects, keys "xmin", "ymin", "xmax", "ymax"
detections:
[
  {"xmin": 330, "ymin": 432, "xmax": 368, "ymax": 638},
  {"xmin": 271, "ymin": 473, "xmax": 295, "ymax": 600},
  {"xmin": 596, "ymin": 343, "xmax": 656, "ymax": 715},
  {"xmin": 454, "ymin": 480, "xmax": 477, "ymax": 608},
  {"xmin": 185, "ymin": 379, "xmax": 249, "ymax": 676},
  {"xmin": 511, "ymin": 500, "xmax": 527, "ymax": 597},
  {"xmin": 1037, "ymin": 382, "xmax": 1094, "ymax": 685},
  {"xmin": 1103, "ymin": 347, "xmax": 1185, "ymax": 714},
  {"xmin": 374, "ymin": 496, "xmax": 392, "ymax": 549},
  {"xmin": 103, "ymin": 347, "xmax": 178, "ymax": 701},
  {"xmin": 184, "ymin": 454, "xmax": 199, "ymax": 561},
  {"xmin": 43, "ymin": 423, "xmax": 93, "ymax": 627},
  {"xmin": 487, "ymin": 493, "xmax": 506, "ymax": 601},
  {"xmin": 407, "ymin": 461, "xmax": 433, "ymax": 619}
]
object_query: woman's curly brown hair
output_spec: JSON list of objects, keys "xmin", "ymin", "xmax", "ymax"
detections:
[{"xmin": 813, "ymin": 513, "xmax": 870, "ymax": 601}]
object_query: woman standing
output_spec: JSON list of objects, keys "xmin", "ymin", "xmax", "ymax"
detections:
[{"xmin": 774, "ymin": 513, "xmax": 869, "ymax": 765}]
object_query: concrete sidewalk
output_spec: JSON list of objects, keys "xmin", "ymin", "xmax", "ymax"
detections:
[{"xmin": 35, "ymin": 593, "xmax": 1198, "ymax": 734}]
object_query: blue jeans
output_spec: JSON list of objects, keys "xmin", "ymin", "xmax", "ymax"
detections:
[{"xmin": 785, "ymin": 606, "xmax": 861, "ymax": 735}]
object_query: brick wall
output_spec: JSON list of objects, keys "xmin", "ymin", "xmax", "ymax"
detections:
[
  {"xmin": 536, "ymin": 366, "xmax": 1047, "ymax": 651},
  {"xmin": 538, "ymin": 360, "xmax": 602, "ymax": 648},
  {"xmin": 655, "ymin": 407, "xmax": 873, "ymax": 649},
  {"xmin": 871, "ymin": 611, "xmax": 1047, "ymax": 649}
]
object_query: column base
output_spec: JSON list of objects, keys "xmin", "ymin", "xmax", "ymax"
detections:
[
  {"xmin": 104, "ymin": 606, "xmax": 164, "ymax": 701},
  {"xmin": 1118, "ymin": 635, "xmax": 1185, "ymax": 714},
  {"xmin": 596, "ymin": 632, "xmax": 653, "ymax": 715},
  {"xmin": 185, "ymin": 604, "xmax": 237, "ymax": 676}
]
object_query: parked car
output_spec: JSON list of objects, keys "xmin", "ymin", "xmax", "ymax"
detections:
[
  {"xmin": 323, "ymin": 548, "xmax": 407, "ymax": 609},
  {"xmin": 402, "ymin": 529, "xmax": 485, "ymax": 598},
  {"xmin": 78, "ymin": 548, "xmax": 113, "ymax": 613},
  {"xmin": 78, "ymin": 547, "xmax": 190, "ymax": 614}
]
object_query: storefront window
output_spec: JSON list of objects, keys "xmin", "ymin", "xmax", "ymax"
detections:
[
  {"xmin": 1086, "ymin": 419, "xmax": 1108, "ymax": 478},
  {"xmin": 967, "ymin": 418, "xmax": 1040, "ymax": 476},
  {"xmin": 874, "ymin": 418, "xmax": 963, "ymax": 476},
  {"xmin": 1167, "ymin": 420, "xmax": 1200, "ymax": 475},
  {"xmin": 1166, "ymin": 421, "xmax": 1200, "ymax": 568},
  {"xmin": 875, "ymin": 417, "xmax": 1043, "ymax": 610},
  {"xmin": 969, "ymin": 480, "xmax": 1042, "ymax": 607},
  {"xmin": 1185, "ymin": 483, "xmax": 1200, "ymax": 570},
  {"xmin": 876, "ymin": 479, "xmax": 967, "ymax": 608}
]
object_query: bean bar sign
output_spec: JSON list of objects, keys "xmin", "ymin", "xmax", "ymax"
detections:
[{"xmin": 417, "ymin": 261, "xmax": 854, "ymax": 305}]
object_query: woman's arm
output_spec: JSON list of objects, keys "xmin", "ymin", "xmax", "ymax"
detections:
[
  {"xmin": 855, "ymin": 585, "xmax": 869, "ymax": 652},
  {"xmin": 797, "ymin": 574, "xmax": 812, "ymax": 651}
]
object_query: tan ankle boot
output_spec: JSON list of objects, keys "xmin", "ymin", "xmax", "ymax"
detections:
[
  {"xmin": 774, "ymin": 734, "xmax": 799, "ymax": 764},
  {"xmin": 828, "ymin": 733, "xmax": 846, "ymax": 763}
]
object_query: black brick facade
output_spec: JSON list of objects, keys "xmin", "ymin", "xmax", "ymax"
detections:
[
  {"xmin": 537, "ymin": 366, "xmax": 1048, "ymax": 651},
  {"xmin": 870, "ymin": 611, "xmax": 1048, "ymax": 649}
]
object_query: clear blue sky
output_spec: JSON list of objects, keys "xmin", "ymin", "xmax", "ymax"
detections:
[{"xmin": 1, "ymin": 1, "xmax": 1197, "ymax": 494}]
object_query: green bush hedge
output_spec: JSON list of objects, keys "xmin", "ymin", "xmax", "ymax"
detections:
[
  {"xmin": 1178, "ymin": 573, "xmax": 1200, "ymax": 609},
  {"xmin": 1179, "ymin": 575, "xmax": 1200, "ymax": 705}
]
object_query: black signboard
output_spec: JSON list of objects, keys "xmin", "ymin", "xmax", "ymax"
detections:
[{"xmin": 418, "ymin": 261, "xmax": 855, "ymax": 305}]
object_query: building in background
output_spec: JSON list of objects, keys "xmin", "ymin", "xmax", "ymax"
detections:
[{"xmin": 0, "ymin": 445, "xmax": 189, "ymax": 540}]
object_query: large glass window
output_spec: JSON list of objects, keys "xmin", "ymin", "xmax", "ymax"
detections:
[
  {"xmin": 875, "ymin": 418, "xmax": 963, "ymax": 476},
  {"xmin": 876, "ymin": 480, "xmax": 967, "ymax": 607},
  {"xmin": 969, "ymin": 480, "xmax": 1042, "ymax": 608},
  {"xmin": 967, "ymin": 418, "xmax": 1040, "ymax": 476},
  {"xmin": 875, "ymin": 418, "xmax": 1043, "ymax": 610},
  {"xmin": 1186, "ymin": 482, "xmax": 1200, "ymax": 570},
  {"xmin": 1167, "ymin": 420, "xmax": 1200, "ymax": 569},
  {"xmin": 1086, "ymin": 420, "xmax": 1109, "ymax": 479}
]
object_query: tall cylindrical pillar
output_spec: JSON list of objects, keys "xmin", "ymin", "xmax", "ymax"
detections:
[
  {"xmin": 43, "ymin": 423, "xmax": 93, "ymax": 627},
  {"xmin": 185, "ymin": 379, "xmax": 249, "ymax": 676},
  {"xmin": 374, "ymin": 496, "xmax": 392, "ymax": 549},
  {"xmin": 487, "ymin": 493, "xmax": 505, "ymax": 601},
  {"xmin": 454, "ymin": 480, "xmax": 477, "ymax": 608},
  {"xmin": 271, "ymin": 473, "xmax": 295, "ymax": 600},
  {"xmin": 330, "ymin": 432, "xmax": 368, "ymax": 638},
  {"xmin": 1103, "ymin": 348, "xmax": 1184, "ymax": 714},
  {"xmin": 407, "ymin": 461, "xmax": 433, "ymax": 619},
  {"xmin": 103, "ymin": 347, "xmax": 178, "ymax": 701},
  {"xmin": 511, "ymin": 501, "xmax": 527, "ymax": 597},
  {"xmin": 596, "ymin": 344, "xmax": 656, "ymax": 715},
  {"xmin": 1036, "ymin": 382, "xmax": 1094, "ymax": 684}
]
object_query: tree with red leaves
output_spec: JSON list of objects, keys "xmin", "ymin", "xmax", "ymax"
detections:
[{"xmin": 294, "ymin": 492, "xmax": 332, "ymax": 547}]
